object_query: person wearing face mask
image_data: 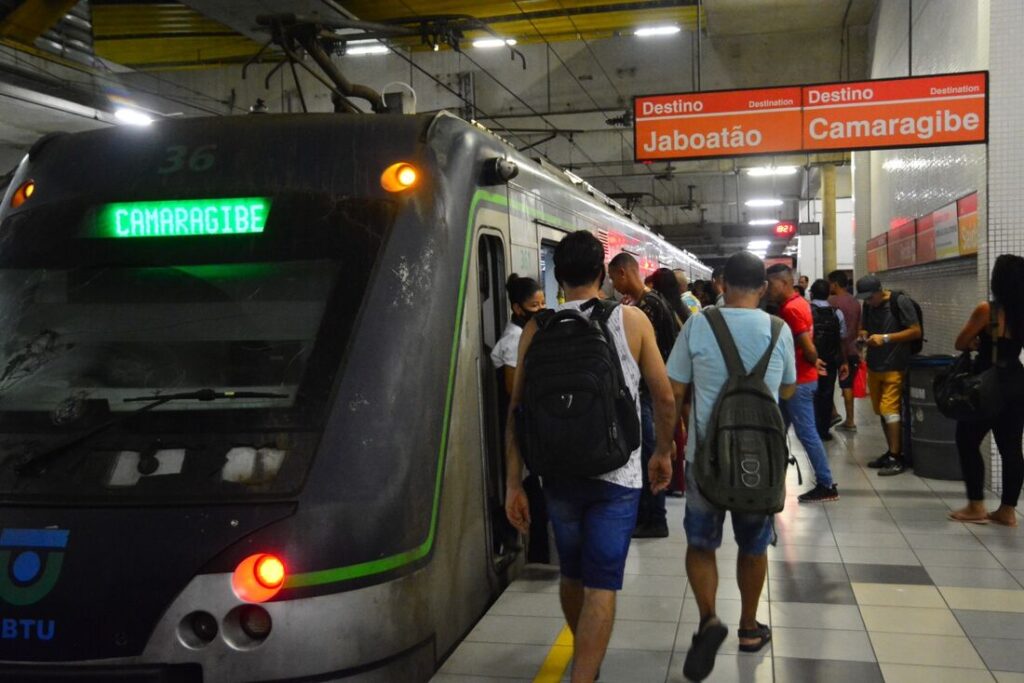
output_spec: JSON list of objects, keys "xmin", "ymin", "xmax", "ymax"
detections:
[
  {"xmin": 492, "ymin": 274, "xmax": 545, "ymax": 396},
  {"xmin": 492, "ymin": 274, "xmax": 549, "ymax": 563}
]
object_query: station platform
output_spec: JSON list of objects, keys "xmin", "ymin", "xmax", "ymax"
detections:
[{"xmin": 433, "ymin": 402, "xmax": 1024, "ymax": 683}]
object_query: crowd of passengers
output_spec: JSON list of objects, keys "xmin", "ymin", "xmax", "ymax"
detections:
[{"xmin": 490, "ymin": 233, "xmax": 1024, "ymax": 682}]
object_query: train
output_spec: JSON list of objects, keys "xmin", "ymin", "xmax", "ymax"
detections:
[{"xmin": 0, "ymin": 109, "xmax": 707, "ymax": 681}]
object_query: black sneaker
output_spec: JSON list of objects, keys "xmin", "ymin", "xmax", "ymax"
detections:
[
  {"xmin": 798, "ymin": 484, "xmax": 840, "ymax": 503},
  {"xmin": 632, "ymin": 522, "xmax": 669, "ymax": 539},
  {"xmin": 878, "ymin": 459, "xmax": 907, "ymax": 477},
  {"xmin": 868, "ymin": 452, "xmax": 894, "ymax": 468}
]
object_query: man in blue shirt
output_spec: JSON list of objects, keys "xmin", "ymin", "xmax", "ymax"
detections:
[{"xmin": 666, "ymin": 251, "xmax": 796, "ymax": 681}]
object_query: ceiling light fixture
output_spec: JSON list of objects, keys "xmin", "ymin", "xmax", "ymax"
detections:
[
  {"xmin": 114, "ymin": 108, "xmax": 153, "ymax": 127},
  {"xmin": 745, "ymin": 198, "xmax": 784, "ymax": 208},
  {"xmin": 635, "ymin": 25, "xmax": 682, "ymax": 37},
  {"xmin": 749, "ymin": 218, "xmax": 780, "ymax": 226},
  {"xmin": 751, "ymin": 250, "xmax": 768, "ymax": 259},
  {"xmin": 472, "ymin": 38, "xmax": 517, "ymax": 48},
  {"xmin": 747, "ymin": 240, "xmax": 771, "ymax": 250},
  {"xmin": 346, "ymin": 40, "xmax": 389, "ymax": 56},
  {"xmin": 745, "ymin": 166, "xmax": 799, "ymax": 177}
]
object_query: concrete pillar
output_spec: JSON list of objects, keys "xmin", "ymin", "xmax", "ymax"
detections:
[{"xmin": 822, "ymin": 164, "xmax": 837, "ymax": 276}]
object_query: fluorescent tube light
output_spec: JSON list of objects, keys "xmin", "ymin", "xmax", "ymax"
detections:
[
  {"xmin": 749, "ymin": 218, "xmax": 780, "ymax": 226},
  {"xmin": 114, "ymin": 108, "xmax": 153, "ymax": 126},
  {"xmin": 473, "ymin": 38, "xmax": 517, "ymax": 48},
  {"xmin": 635, "ymin": 26, "xmax": 682, "ymax": 37},
  {"xmin": 745, "ymin": 198, "xmax": 784, "ymax": 208}
]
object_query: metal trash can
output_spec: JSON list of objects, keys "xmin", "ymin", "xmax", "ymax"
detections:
[{"xmin": 906, "ymin": 355, "xmax": 962, "ymax": 480}]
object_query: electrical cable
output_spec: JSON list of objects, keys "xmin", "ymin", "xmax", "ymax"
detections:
[{"xmin": 505, "ymin": 0, "xmax": 673, "ymax": 221}]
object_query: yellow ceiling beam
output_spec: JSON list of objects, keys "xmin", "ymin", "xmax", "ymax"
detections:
[
  {"xmin": 91, "ymin": 2, "xmax": 263, "ymax": 70},
  {"xmin": 0, "ymin": 0, "xmax": 81, "ymax": 44}
]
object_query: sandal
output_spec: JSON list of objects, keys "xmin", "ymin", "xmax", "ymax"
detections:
[
  {"xmin": 737, "ymin": 622, "xmax": 772, "ymax": 653},
  {"xmin": 683, "ymin": 616, "xmax": 728, "ymax": 681},
  {"xmin": 948, "ymin": 511, "xmax": 989, "ymax": 525}
]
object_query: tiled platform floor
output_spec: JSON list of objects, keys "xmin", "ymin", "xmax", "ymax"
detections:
[{"xmin": 433, "ymin": 401, "xmax": 1024, "ymax": 682}]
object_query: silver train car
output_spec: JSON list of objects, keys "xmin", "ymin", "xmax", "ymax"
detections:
[{"xmin": 0, "ymin": 111, "xmax": 706, "ymax": 682}]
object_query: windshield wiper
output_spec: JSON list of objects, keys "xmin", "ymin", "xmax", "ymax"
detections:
[{"xmin": 14, "ymin": 389, "xmax": 288, "ymax": 477}]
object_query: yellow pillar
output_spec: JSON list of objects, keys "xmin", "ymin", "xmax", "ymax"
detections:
[{"xmin": 822, "ymin": 164, "xmax": 837, "ymax": 276}]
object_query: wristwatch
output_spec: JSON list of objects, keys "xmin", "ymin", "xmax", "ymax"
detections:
[{"xmin": 883, "ymin": 334, "xmax": 891, "ymax": 345}]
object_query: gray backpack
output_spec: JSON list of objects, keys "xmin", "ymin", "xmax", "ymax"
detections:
[{"xmin": 693, "ymin": 308, "xmax": 789, "ymax": 515}]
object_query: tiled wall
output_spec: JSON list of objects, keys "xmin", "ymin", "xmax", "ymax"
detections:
[
  {"xmin": 985, "ymin": 0, "xmax": 1024, "ymax": 494},
  {"xmin": 881, "ymin": 259, "xmax": 979, "ymax": 356},
  {"xmin": 859, "ymin": 0, "xmax": 996, "ymax": 487},
  {"xmin": 862, "ymin": 0, "xmax": 988, "ymax": 301}
]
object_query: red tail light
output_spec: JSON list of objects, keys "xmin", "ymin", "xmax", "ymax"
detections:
[{"xmin": 232, "ymin": 553, "xmax": 286, "ymax": 603}]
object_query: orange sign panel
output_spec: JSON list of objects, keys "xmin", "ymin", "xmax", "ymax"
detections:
[
  {"xmin": 634, "ymin": 87, "xmax": 802, "ymax": 161},
  {"xmin": 634, "ymin": 72, "xmax": 987, "ymax": 161},
  {"xmin": 802, "ymin": 72, "xmax": 987, "ymax": 151}
]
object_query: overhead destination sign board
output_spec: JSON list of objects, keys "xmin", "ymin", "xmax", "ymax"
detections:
[
  {"xmin": 634, "ymin": 72, "xmax": 987, "ymax": 162},
  {"xmin": 803, "ymin": 72, "xmax": 987, "ymax": 151},
  {"xmin": 634, "ymin": 86, "xmax": 802, "ymax": 160}
]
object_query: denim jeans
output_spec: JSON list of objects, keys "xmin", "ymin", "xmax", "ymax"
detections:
[
  {"xmin": 544, "ymin": 477, "xmax": 641, "ymax": 590},
  {"xmin": 638, "ymin": 393, "xmax": 666, "ymax": 526},
  {"xmin": 781, "ymin": 382, "xmax": 834, "ymax": 488}
]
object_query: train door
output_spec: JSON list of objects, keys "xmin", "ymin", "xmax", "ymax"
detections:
[{"xmin": 476, "ymin": 232, "xmax": 517, "ymax": 570}]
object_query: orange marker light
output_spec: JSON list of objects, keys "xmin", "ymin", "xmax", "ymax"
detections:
[
  {"xmin": 232, "ymin": 553, "xmax": 286, "ymax": 603},
  {"xmin": 10, "ymin": 180, "xmax": 35, "ymax": 209},
  {"xmin": 381, "ymin": 162, "xmax": 419, "ymax": 192},
  {"xmin": 255, "ymin": 555, "xmax": 285, "ymax": 589}
]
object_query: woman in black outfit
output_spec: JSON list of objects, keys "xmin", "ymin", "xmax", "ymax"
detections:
[
  {"xmin": 949, "ymin": 254, "xmax": 1024, "ymax": 527},
  {"xmin": 646, "ymin": 267, "xmax": 690, "ymax": 327}
]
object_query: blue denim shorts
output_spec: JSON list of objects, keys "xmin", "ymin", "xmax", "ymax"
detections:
[
  {"xmin": 683, "ymin": 467, "xmax": 774, "ymax": 556},
  {"xmin": 543, "ymin": 477, "xmax": 641, "ymax": 590}
]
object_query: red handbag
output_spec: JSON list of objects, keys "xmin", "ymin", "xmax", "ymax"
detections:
[{"xmin": 853, "ymin": 360, "xmax": 869, "ymax": 399}]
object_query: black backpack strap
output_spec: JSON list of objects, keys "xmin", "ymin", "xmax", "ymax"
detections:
[
  {"xmin": 533, "ymin": 308, "xmax": 556, "ymax": 331},
  {"xmin": 752, "ymin": 316, "xmax": 784, "ymax": 379},
  {"xmin": 581, "ymin": 298, "xmax": 635, "ymax": 401},
  {"xmin": 990, "ymin": 301, "xmax": 999, "ymax": 365},
  {"xmin": 704, "ymin": 307, "xmax": 747, "ymax": 377},
  {"xmin": 582, "ymin": 297, "xmax": 614, "ymax": 322},
  {"xmin": 889, "ymin": 290, "xmax": 906, "ymax": 329}
]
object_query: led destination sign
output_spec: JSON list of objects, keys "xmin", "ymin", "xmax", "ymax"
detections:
[{"xmin": 93, "ymin": 198, "xmax": 271, "ymax": 239}]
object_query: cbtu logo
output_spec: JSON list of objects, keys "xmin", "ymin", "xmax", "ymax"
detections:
[{"xmin": 0, "ymin": 528, "xmax": 68, "ymax": 607}]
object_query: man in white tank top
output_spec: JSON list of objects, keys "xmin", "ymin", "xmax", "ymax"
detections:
[{"xmin": 504, "ymin": 231, "xmax": 677, "ymax": 683}]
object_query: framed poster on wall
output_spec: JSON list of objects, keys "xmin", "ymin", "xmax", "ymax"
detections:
[{"xmin": 867, "ymin": 233, "xmax": 889, "ymax": 272}]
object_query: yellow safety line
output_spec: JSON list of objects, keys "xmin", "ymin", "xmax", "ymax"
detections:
[{"xmin": 533, "ymin": 625, "xmax": 574, "ymax": 683}]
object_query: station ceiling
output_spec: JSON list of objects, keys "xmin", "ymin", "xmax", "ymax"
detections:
[{"xmin": 0, "ymin": 0, "xmax": 876, "ymax": 261}]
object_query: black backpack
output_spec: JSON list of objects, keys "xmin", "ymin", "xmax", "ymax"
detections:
[
  {"xmin": 693, "ymin": 308, "xmax": 789, "ymax": 515},
  {"xmin": 516, "ymin": 299, "xmax": 641, "ymax": 479},
  {"xmin": 892, "ymin": 291, "xmax": 925, "ymax": 355},
  {"xmin": 864, "ymin": 291, "xmax": 925, "ymax": 355},
  {"xmin": 811, "ymin": 304, "xmax": 842, "ymax": 364}
]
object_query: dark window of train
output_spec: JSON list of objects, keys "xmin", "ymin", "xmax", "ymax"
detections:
[
  {"xmin": 476, "ymin": 234, "xmax": 515, "ymax": 566},
  {"xmin": 540, "ymin": 241, "xmax": 559, "ymax": 307}
]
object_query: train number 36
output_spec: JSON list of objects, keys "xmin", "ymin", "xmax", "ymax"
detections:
[{"xmin": 157, "ymin": 145, "xmax": 218, "ymax": 174}]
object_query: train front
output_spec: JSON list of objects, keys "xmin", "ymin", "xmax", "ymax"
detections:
[{"xmin": 0, "ymin": 113, "xmax": 462, "ymax": 681}]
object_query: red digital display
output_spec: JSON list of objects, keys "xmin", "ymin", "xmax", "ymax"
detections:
[{"xmin": 774, "ymin": 222, "xmax": 797, "ymax": 238}]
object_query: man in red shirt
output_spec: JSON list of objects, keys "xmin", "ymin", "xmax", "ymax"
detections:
[{"xmin": 767, "ymin": 264, "xmax": 838, "ymax": 503}]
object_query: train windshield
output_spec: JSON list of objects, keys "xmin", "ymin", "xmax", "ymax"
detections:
[{"xmin": 0, "ymin": 194, "xmax": 393, "ymax": 502}]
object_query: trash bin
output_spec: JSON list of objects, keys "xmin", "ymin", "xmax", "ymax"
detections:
[{"xmin": 906, "ymin": 355, "xmax": 962, "ymax": 480}]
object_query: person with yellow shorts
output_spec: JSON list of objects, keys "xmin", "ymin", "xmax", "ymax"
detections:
[{"xmin": 856, "ymin": 276, "xmax": 923, "ymax": 476}]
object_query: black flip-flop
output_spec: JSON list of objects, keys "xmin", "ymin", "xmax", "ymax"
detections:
[
  {"xmin": 737, "ymin": 622, "xmax": 772, "ymax": 653},
  {"xmin": 682, "ymin": 616, "xmax": 728, "ymax": 681}
]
